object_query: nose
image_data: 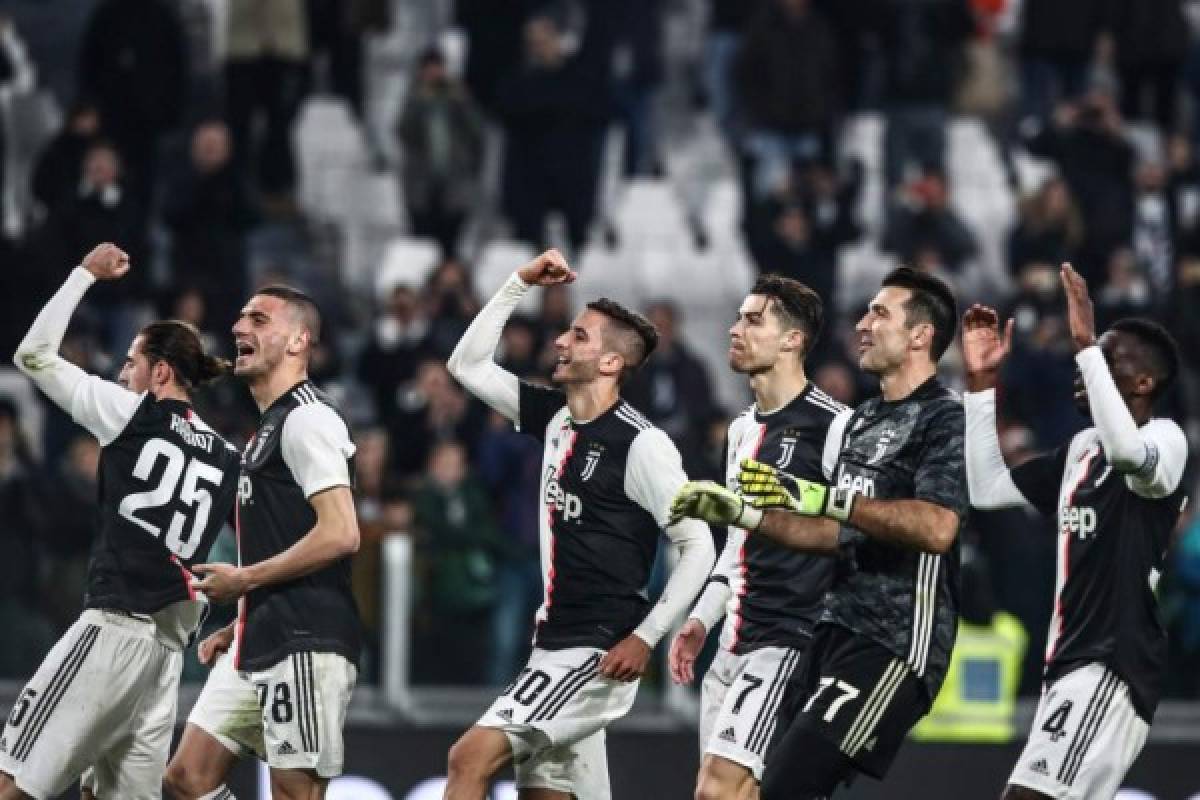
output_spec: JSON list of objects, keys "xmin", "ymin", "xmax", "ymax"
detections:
[{"xmin": 855, "ymin": 313, "xmax": 871, "ymax": 333}]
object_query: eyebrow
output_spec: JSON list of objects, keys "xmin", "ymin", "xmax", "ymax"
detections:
[
  {"xmin": 572, "ymin": 325, "xmax": 588, "ymax": 338},
  {"xmin": 241, "ymin": 310, "xmax": 270, "ymax": 323},
  {"xmin": 870, "ymin": 303, "xmax": 888, "ymax": 315}
]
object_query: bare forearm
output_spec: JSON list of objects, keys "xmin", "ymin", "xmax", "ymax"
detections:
[
  {"xmin": 846, "ymin": 497, "xmax": 958, "ymax": 554},
  {"xmin": 756, "ymin": 511, "xmax": 840, "ymax": 554},
  {"xmin": 243, "ymin": 524, "xmax": 356, "ymax": 590}
]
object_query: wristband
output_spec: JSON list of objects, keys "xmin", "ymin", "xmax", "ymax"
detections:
[
  {"xmin": 736, "ymin": 503, "xmax": 764, "ymax": 531},
  {"xmin": 824, "ymin": 487, "xmax": 857, "ymax": 522}
]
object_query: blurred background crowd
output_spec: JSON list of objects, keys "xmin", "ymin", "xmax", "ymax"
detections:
[{"xmin": 0, "ymin": 0, "xmax": 1198, "ymax": 709}]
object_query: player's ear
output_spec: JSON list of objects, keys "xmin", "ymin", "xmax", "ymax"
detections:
[
  {"xmin": 783, "ymin": 328, "xmax": 806, "ymax": 355},
  {"xmin": 598, "ymin": 350, "xmax": 624, "ymax": 378},
  {"xmin": 152, "ymin": 359, "xmax": 173, "ymax": 389}
]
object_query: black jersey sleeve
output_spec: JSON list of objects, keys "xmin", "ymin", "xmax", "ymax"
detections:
[
  {"xmin": 1010, "ymin": 444, "xmax": 1070, "ymax": 516},
  {"xmin": 518, "ymin": 380, "xmax": 567, "ymax": 441},
  {"xmin": 913, "ymin": 400, "xmax": 969, "ymax": 517}
]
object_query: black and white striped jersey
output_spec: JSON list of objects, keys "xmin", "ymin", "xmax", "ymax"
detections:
[
  {"xmin": 1009, "ymin": 421, "xmax": 1188, "ymax": 722},
  {"xmin": 235, "ymin": 380, "xmax": 361, "ymax": 672},
  {"xmin": 713, "ymin": 385, "xmax": 847, "ymax": 654},
  {"xmin": 822, "ymin": 377, "xmax": 967, "ymax": 702},
  {"xmin": 517, "ymin": 381, "xmax": 690, "ymax": 651}
]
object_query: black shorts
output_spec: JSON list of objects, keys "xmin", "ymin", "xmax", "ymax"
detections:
[{"xmin": 770, "ymin": 623, "xmax": 929, "ymax": 780}]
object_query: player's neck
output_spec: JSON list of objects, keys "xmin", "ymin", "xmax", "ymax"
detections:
[
  {"xmin": 248, "ymin": 365, "xmax": 310, "ymax": 412},
  {"xmin": 751, "ymin": 365, "xmax": 808, "ymax": 414},
  {"xmin": 150, "ymin": 385, "xmax": 190, "ymax": 404},
  {"xmin": 878, "ymin": 360, "xmax": 936, "ymax": 402},
  {"xmin": 564, "ymin": 381, "xmax": 621, "ymax": 423}
]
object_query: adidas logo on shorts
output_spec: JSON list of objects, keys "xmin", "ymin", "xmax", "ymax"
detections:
[
  {"xmin": 718, "ymin": 727, "xmax": 737, "ymax": 743},
  {"xmin": 1030, "ymin": 758, "xmax": 1049, "ymax": 776},
  {"xmin": 497, "ymin": 708, "xmax": 515, "ymax": 722},
  {"xmin": 277, "ymin": 741, "xmax": 298, "ymax": 756}
]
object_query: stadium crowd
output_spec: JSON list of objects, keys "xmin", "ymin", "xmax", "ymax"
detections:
[{"xmin": 0, "ymin": 0, "xmax": 1198, "ymax": 707}]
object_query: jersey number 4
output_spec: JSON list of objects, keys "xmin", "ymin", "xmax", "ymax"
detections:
[{"xmin": 118, "ymin": 438, "xmax": 224, "ymax": 559}]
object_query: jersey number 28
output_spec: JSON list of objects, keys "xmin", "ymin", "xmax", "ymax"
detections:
[{"xmin": 118, "ymin": 438, "xmax": 224, "ymax": 559}]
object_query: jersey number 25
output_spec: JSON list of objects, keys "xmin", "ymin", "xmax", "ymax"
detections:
[{"xmin": 118, "ymin": 438, "xmax": 224, "ymax": 559}]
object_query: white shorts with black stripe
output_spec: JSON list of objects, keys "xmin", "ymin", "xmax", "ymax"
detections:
[
  {"xmin": 0, "ymin": 610, "xmax": 183, "ymax": 800},
  {"xmin": 188, "ymin": 650, "xmax": 356, "ymax": 777},
  {"xmin": 1008, "ymin": 663, "xmax": 1148, "ymax": 800},
  {"xmin": 477, "ymin": 647, "xmax": 639, "ymax": 800},
  {"xmin": 699, "ymin": 647, "xmax": 803, "ymax": 780}
]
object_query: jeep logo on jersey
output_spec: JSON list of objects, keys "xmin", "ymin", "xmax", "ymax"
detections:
[
  {"xmin": 1059, "ymin": 504, "xmax": 1097, "ymax": 538},
  {"xmin": 837, "ymin": 471, "xmax": 875, "ymax": 497},
  {"xmin": 544, "ymin": 478, "xmax": 583, "ymax": 521},
  {"xmin": 777, "ymin": 436, "xmax": 796, "ymax": 469},
  {"xmin": 238, "ymin": 474, "xmax": 253, "ymax": 504}
]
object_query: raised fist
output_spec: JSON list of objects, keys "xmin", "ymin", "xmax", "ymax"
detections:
[{"xmin": 81, "ymin": 242, "xmax": 131, "ymax": 281}]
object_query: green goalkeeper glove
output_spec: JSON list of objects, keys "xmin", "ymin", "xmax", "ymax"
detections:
[
  {"xmin": 669, "ymin": 481, "xmax": 763, "ymax": 530},
  {"xmin": 737, "ymin": 459, "xmax": 856, "ymax": 522}
]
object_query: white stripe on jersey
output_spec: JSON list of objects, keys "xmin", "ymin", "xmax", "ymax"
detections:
[
  {"xmin": 1046, "ymin": 442, "xmax": 1101, "ymax": 663},
  {"xmin": 806, "ymin": 388, "xmax": 847, "ymax": 414},
  {"xmin": 614, "ymin": 406, "xmax": 650, "ymax": 431},
  {"xmin": 841, "ymin": 658, "xmax": 906, "ymax": 757},
  {"xmin": 907, "ymin": 553, "xmax": 939, "ymax": 676}
]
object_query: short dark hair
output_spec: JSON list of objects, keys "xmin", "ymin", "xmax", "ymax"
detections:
[
  {"xmin": 586, "ymin": 298, "xmax": 659, "ymax": 385},
  {"xmin": 881, "ymin": 267, "xmax": 958, "ymax": 361},
  {"xmin": 139, "ymin": 320, "xmax": 230, "ymax": 391},
  {"xmin": 1109, "ymin": 318, "xmax": 1181, "ymax": 401},
  {"xmin": 750, "ymin": 274, "xmax": 825, "ymax": 358},
  {"xmin": 255, "ymin": 285, "xmax": 322, "ymax": 345}
]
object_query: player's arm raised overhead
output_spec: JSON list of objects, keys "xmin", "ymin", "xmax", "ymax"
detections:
[
  {"xmin": 1062, "ymin": 263, "xmax": 1188, "ymax": 498},
  {"xmin": 193, "ymin": 402, "xmax": 359, "ymax": 602},
  {"xmin": 13, "ymin": 242, "xmax": 141, "ymax": 445},
  {"xmin": 446, "ymin": 249, "xmax": 576, "ymax": 422}
]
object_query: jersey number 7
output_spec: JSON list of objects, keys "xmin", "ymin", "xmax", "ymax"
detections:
[{"xmin": 118, "ymin": 438, "xmax": 224, "ymax": 559}]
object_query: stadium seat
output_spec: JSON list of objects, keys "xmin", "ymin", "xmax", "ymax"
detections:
[{"xmin": 375, "ymin": 236, "xmax": 442, "ymax": 301}]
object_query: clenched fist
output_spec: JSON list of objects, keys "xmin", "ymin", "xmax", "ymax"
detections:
[
  {"xmin": 516, "ymin": 249, "xmax": 577, "ymax": 287},
  {"xmin": 81, "ymin": 242, "xmax": 131, "ymax": 281}
]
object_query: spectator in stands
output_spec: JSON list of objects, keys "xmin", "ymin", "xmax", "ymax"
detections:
[
  {"xmin": 389, "ymin": 359, "xmax": 485, "ymax": 479},
  {"xmin": 397, "ymin": 47, "xmax": 485, "ymax": 257},
  {"xmin": 703, "ymin": 0, "xmax": 762, "ymax": 138},
  {"xmin": 412, "ymin": 439, "xmax": 501, "ymax": 685},
  {"xmin": 882, "ymin": 168, "xmax": 978, "ymax": 274},
  {"xmin": 877, "ymin": 0, "xmax": 974, "ymax": 190},
  {"xmin": 36, "ymin": 433, "xmax": 101, "ymax": 632},
  {"xmin": 306, "ymin": 0, "xmax": 390, "ymax": 121},
  {"xmin": 357, "ymin": 283, "xmax": 431, "ymax": 423},
  {"xmin": 476, "ymin": 408, "xmax": 543, "ymax": 685},
  {"xmin": 0, "ymin": 397, "xmax": 54, "ymax": 678},
  {"xmin": 1095, "ymin": 247, "xmax": 1155, "ymax": 329},
  {"xmin": 224, "ymin": 0, "xmax": 310, "ymax": 211},
  {"xmin": 734, "ymin": 0, "xmax": 840, "ymax": 198},
  {"xmin": 76, "ymin": 0, "xmax": 188, "ymax": 202},
  {"xmin": 1131, "ymin": 160, "xmax": 1177, "ymax": 301},
  {"xmin": 496, "ymin": 14, "xmax": 613, "ymax": 250},
  {"xmin": 1107, "ymin": 0, "xmax": 1188, "ymax": 131},
  {"xmin": 1017, "ymin": 0, "xmax": 1108, "ymax": 125},
  {"xmin": 31, "ymin": 98, "xmax": 103, "ymax": 218},
  {"xmin": 1024, "ymin": 92, "xmax": 1136, "ymax": 284},
  {"xmin": 0, "ymin": 15, "xmax": 35, "ymax": 242},
  {"xmin": 43, "ymin": 141, "xmax": 150, "ymax": 349},
  {"xmin": 454, "ymin": 0, "xmax": 545, "ymax": 115},
  {"xmin": 624, "ymin": 300, "xmax": 717, "ymax": 460},
  {"xmin": 1167, "ymin": 504, "xmax": 1200, "ymax": 698},
  {"xmin": 161, "ymin": 119, "xmax": 258, "ymax": 332},
  {"xmin": 1008, "ymin": 175, "xmax": 1085, "ymax": 276},
  {"xmin": 605, "ymin": 0, "xmax": 667, "ymax": 176},
  {"xmin": 421, "ymin": 257, "xmax": 481, "ymax": 358},
  {"xmin": 497, "ymin": 316, "xmax": 542, "ymax": 377},
  {"xmin": 1167, "ymin": 134, "xmax": 1200, "ymax": 259},
  {"xmin": 349, "ymin": 427, "xmax": 393, "ymax": 680}
]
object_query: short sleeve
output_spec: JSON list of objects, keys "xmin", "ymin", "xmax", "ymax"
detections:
[
  {"xmin": 913, "ymin": 400, "xmax": 968, "ymax": 517},
  {"xmin": 517, "ymin": 381, "xmax": 567, "ymax": 441},
  {"xmin": 281, "ymin": 404, "xmax": 356, "ymax": 498},
  {"xmin": 625, "ymin": 427, "xmax": 689, "ymax": 529},
  {"xmin": 1010, "ymin": 445, "xmax": 1070, "ymax": 516}
]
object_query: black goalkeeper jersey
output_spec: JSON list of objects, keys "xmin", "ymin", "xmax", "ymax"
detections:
[
  {"xmin": 235, "ymin": 381, "xmax": 361, "ymax": 672},
  {"xmin": 88, "ymin": 394, "xmax": 240, "ymax": 615},
  {"xmin": 717, "ymin": 385, "xmax": 844, "ymax": 654},
  {"xmin": 1011, "ymin": 426, "xmax": 1189, "ymax": 721},
  {"xmin": 822, "ymin": 376, "xmax": 967, "ymax": 701}
]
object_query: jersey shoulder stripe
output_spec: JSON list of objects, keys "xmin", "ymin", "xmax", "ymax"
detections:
[
  {"xmin": 806, "ymin": 390, "xmax": 846, "ymax": 415},
  {"xmin": 810, "ymin": 386, "xmax": 848, "ymax": 409},
  {"xmin": 615, "ymin": 405, "xmax": 651, "ymax": 431}
]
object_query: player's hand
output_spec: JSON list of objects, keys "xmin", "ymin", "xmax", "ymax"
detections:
[
  {"xmin": 191, "ymin": 563, "xmax": 252, "ymax": 604},
  {"xmin": 669, "ymin": 481, "xmax": 761, "ymax": 529},
  {"xmin": 668, "ymin": 619, "xmax": 707, "ymax": 685},
  {"xmin": 737, "ymin": 459, "xmax": 826, "ymax": 515},
  {"xmin": 516, "ymin": 249, "xmax": 577, "ymax": 287},
  {"xmin": 600, "ymin": 634, "xmax": 652, "ymax": 682},
  {"xmin": 198, "ymin": 625, "xmax": 235, "ymax": 667},
  {"xmin": 1061, "ymin": 262, "xmax": 1097, "ymax": 352},
  {"xmin": 80, "ymin": 242, "xmax": 130, "ymax": 281},
  {"xmin": 961, "ymin": 304, "xmax": 1014, "ymax": 391}
]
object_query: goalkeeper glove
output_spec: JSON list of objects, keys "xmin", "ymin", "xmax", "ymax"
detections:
[
  {"xmin": 737, "ymin": 458, "xmax": 857, "ymax": 522},
  {"xmin": 669, "ymin": 481, "xmax": 763, "ymax": 530}
]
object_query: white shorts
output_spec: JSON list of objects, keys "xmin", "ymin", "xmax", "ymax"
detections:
[
  {"xmin": 699, "ymin": 646, "xmax": 804, "ymax": 781},
  {"xmin": 188, "ymin": 649, "xmax": 356, "ymax": 778},
  {"xmin": 477, "ymin": 647, "xmax": 639, "ymax": 800},
  {"xmin": 0, "ymin": 610, "xmax": 182, "ymax": 800},
  {"xmin": 1008, "ymin": 663, "xmax": 1149, "ymax": 800}
]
